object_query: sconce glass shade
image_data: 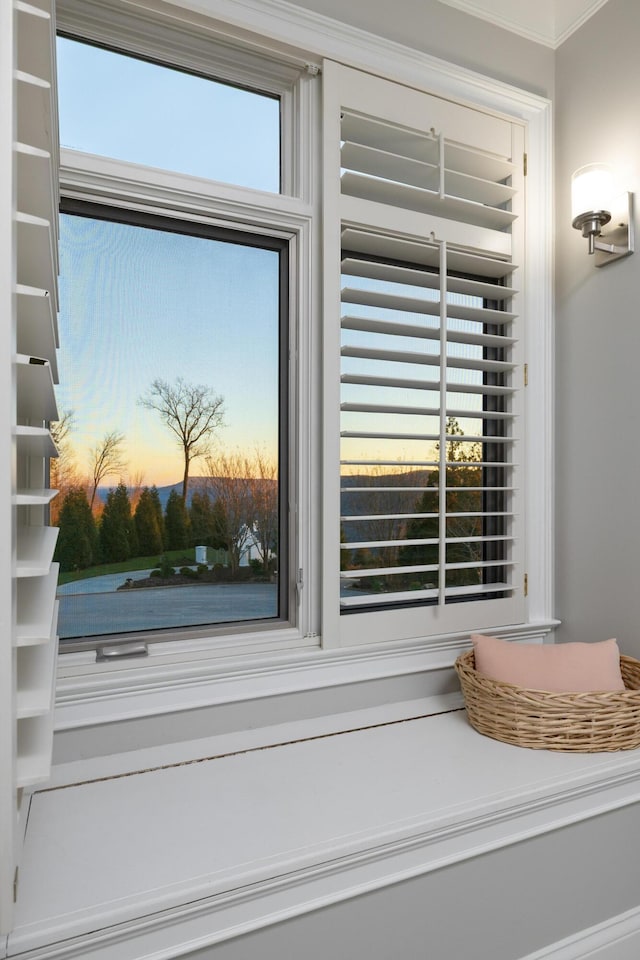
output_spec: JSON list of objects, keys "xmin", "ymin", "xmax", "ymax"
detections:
[
  {"xmin": 571, "ymin": 163, "xmax": 614, "ymax": 220},
  {"xmin": 571, "ymin": 163, "xmax": 614, "ymax": 253}
]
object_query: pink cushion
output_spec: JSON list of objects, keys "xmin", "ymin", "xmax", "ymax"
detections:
[{"xmin": 471, "ymin": 634, "xmax": 625, "ymax": 693}]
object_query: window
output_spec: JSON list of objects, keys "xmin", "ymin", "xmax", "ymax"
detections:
[
  {"xmin": 57, "ymin": 36, "xmax": 281, "ymax": 192},
  {"xmin": 55, "ymin": 204, "xmax": 288, "ymax": 648},
  {"xmin": 51, "ymin": 1, "xmax": 552, "ymax": 682},
  {"xmin": 322, "ymin": 63, "xmax": 526, "ymax": 646},
  {"xmin": 53, "ymin": 17, "xmax": 308, "ymax": 655}
]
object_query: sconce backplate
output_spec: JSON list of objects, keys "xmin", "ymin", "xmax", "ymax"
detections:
[{"xmin": 594, "ymin": 191, "xmax": 634, "ymax": 267}]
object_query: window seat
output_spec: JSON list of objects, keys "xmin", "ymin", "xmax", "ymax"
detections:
[{"xmin": 9, "ymin": 701, "xmax": 640, "ymax": 959}]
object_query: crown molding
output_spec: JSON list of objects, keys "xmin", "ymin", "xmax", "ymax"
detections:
[{"xmin": 437, "ymin": 0, "xmax": 611, "ymax": 49}]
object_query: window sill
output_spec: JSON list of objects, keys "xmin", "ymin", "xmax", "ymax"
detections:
[
  {"xmin": 54, "ymin": 620, "xmax": 559, "ymax": 733},
  {"xmin": 12, "ymin": 701, "xmax": 640, "ymax": 959}
]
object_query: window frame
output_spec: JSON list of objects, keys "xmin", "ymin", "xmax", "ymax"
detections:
[
  {"xmin": 55, "ymin": 0, "xmax": 322, "ymax": 678},
  {"xmin": 56, "ymin": 197, "xmax": 292, "ymax": 652},
  {"xmin": 53, "ymin": 0, "xmax": 554, "ymax": 725}
]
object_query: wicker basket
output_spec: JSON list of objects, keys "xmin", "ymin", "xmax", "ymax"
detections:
[{"xmin": 454, "ymin": 649, "xmax": 640, "ymax": 752}]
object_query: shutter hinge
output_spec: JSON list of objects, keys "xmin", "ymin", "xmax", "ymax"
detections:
[
  {"xmin": 296, "ymin": 567, "xmax": 304, "ymax": 601},
  {"xmin": 524, "ymin": 573, "xmax": 529, "ymax": 598},
  {"xmin": 524, "ymin": 363, "xmax": 528, "ymax": 387},
  {"xmin": 305, "ymin": 63, "xmax": 321, "ymax": 76},
  {"xmin": 523, "ymin": 152, "xmax": 528, "ymax": 176},
  {"xmin": 13, "ymin": 867, "xmax": 19, "ymax": 903}
]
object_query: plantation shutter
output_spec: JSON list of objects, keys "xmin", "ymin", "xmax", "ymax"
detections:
[
  {"xmin": 322, "ymin": 62, "xmax": 525, "ymax": 646},
  {"xmin": 0, "ymin": 0, "xmax": 60, "ymax": 933}
]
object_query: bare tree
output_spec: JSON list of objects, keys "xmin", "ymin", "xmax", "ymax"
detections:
[
  {"xmin": 88, "ymin": 430, "xmax": 127, "ymax": 510},
  {"xmin": 204, "ymin": 451, "xmax": 254, "ymax": 575},
  {"xmin": 49, "ymin": 410, "xmax": 79, "ymax": 525},
  {"xmin": 248, "ymin": 449, "xmax": 278, "ymax": 572},
  {"xmin": 139, "ymin": 378, "xmax": 225, "ymax": 501}
]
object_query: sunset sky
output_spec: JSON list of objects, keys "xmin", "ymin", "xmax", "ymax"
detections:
[{"xmin": 56, "ymin": 38, "xmax": 281, "ymax": 488}]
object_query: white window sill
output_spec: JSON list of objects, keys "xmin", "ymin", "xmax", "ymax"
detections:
[
  {"xmin": 11, "ymin": 701, "xmax": 640, "ymax": 959},
  {"xmin": 54, "ymin": 620, "xmax": 559, "ymax": 732}
]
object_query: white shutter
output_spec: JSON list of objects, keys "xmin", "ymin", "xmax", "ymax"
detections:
[
  {"xmin": 322, "ymin": 61, "xmax": 525, "ymax": 646},
  {"xmin": 0, "ymin": 0, "xmax": 59, "ymax": 934}
]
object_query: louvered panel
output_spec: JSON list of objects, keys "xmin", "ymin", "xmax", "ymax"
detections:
[{"xmin": 326, "ymin": 61, "xmax": 524, "ymax": 641}]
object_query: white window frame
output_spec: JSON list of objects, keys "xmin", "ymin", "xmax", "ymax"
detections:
[
  {"xmin": 54, "ymin": 0, "xmax": 322, "ymax": 674},
  {"xmin": 53, "ymin": 0, "xmax": 555, "ymax": 732}
]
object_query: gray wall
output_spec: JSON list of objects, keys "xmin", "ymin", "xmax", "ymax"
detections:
[
  {"xmin": 555, "ymin": 0, "xmax": 640, "ymax": 654},
  {"xmin": 184, "ymin": 804, "xmax": 640, "ymax": 960},
  {"xmin": 289, "ymin": 0, "xmax": 554, "ymax": 97}
]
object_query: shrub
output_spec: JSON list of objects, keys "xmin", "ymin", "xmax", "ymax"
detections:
[
  {"xmin": 180, "ymin": 566, "xmax": 199, "ymax": 579},
  {"xmin": 156, "ymin": 555, "xmax": 175, "ymax": 578}
]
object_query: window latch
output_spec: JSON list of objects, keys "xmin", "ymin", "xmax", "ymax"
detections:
[{"xmin": 96, "ymin": 642, "xmax": 149, "ymax": 662}]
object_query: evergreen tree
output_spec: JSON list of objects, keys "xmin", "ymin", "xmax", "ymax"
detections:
[
  {"xmin": 189, "ymin": 490, "xmax": 214, "ymax": 546},
  {"xmin": 100, "ymin": 482, "xmax": 137, "ymax": 562},
  {"xmin": 135, "ymin": 487, "xmax": 164, "ymax": 557},
  {"xmin": 54, "ymin": 487, "xmax": 98, "ymax": 572},
  {"xmin": 164, "ymin": 489, "xmax": 189, "ymax": 550},
  {"xmin": 149, "ymin": 485, "xmax": 166, "ymax": 549}
]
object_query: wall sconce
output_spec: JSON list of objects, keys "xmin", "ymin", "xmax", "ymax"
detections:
[{"xmin": 571, "ymin": 163, "xmax": 634, "ymax": 266}]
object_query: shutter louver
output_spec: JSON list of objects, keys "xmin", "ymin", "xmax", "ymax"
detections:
[
  {"xmin": 1, "ymin": 0, "xmax": 59, "ymax": 935},
  {"xmin": 323, "ymin": 61, "xmax": 525, "ymax": 644}
]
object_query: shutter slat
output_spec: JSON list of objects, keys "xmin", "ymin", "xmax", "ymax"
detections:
[
  {"xmin": 341, "ymin": 258, "xmax": 517, "ymax": 301},
  {"xmin": 340, "ymin": 582, "xmax": 514, "ymax": 608},
  {"xmin": 341, "ymin": 289, "xmax": 516, "ymax": 326},
  {"xmin": 341, "ymin": 344, "xmax": 515, "ymax": 374},
  {"xmin": 340, "ymin": 558, "xmax": 515, "ymax": 578},
  {"xmin": 341, "ymin": 140, "xmax": 515, "ymax": 209},
  {"xmin": 341, "ymin": 228, "xmax": 517, "ymax": 279},
  {"xmin": 341, "ymin": 402, "xmax": 514, "ymax": 421},
  {"xmin": 341, "ymin": 172, "xmax": 517, "ymax": 231},
  {"xmin": 341, "ymin": 430, "xmax": 515, "ymax": 443},
  {"xmin": 341, "ymin": 373, "xmax": 514, "ymax": 398},
  {"xmin": 343, "ymin": 535, "xmax": 513, "ymax": 550},
  {"xmin": 341, "ymin": 140, "xmax": 439, "ymax": 192},
  {"xmin": 341, "ymin": 314, "xmax": 516, "ymax": 346}
]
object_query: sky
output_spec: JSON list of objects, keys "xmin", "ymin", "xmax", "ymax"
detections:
[{"xmin": 56, "ymin": 38, "xmax": 281, "ymax": 488}]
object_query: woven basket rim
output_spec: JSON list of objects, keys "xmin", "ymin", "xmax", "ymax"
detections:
[{"xmin": 455, "ymin": 649, "xmax": 640, "ymax": 699}]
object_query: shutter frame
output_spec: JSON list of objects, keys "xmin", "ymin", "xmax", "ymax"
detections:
[{"xmin": 323, "ymin": 60, "xmax": 526, "ymax": 646}]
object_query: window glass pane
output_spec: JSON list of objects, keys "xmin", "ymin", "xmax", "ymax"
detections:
[
  {"xmin": 53, "ymin": 210, "xmax": 285, "ymax": 646},
  {"xmin": 57, "ymin": 36, "xmax": 281, "ymax": 193}
]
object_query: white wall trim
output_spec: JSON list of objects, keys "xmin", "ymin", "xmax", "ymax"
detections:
[
  {"xmin": 53, "ymin": 621, "xmax": 558, "ymax": 729},
  {"xmin": 519, "ymin": 905, "xmax": 640, "ymax": 960},
  {"xmin": 435, "ymin": 0, "xmax": 610, "ymax": 49}
]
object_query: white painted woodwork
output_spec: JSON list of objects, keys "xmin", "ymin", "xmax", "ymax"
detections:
[
  {"xmin": 436, "ymin": 0, "xmax": 611, "ymax": 48},
  {"xmin": 0, "ymin": 0, "xmax": 59, "ymax": 937}
]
